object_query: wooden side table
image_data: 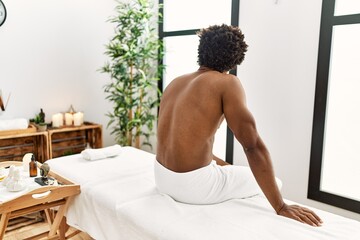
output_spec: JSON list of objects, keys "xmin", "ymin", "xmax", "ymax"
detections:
[
  {"xmin": 47, "ymin": 122, "xmax": 102, "ymax": 159},
  {"xmin": 0, "ymin": 161, "xmax": 80, "ymax": 239}
]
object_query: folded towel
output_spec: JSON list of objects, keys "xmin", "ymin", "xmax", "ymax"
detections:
[
  {"xmin": 81, "ymin": 145, "xmax": 122, "ymax": 161},
  {"xmin": 0, "ymin": 118, "xmax": 28, "ymax": 131}
]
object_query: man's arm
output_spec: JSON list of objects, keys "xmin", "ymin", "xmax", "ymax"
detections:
[
  {"xmin": 221, "ymin": 75, "xmax": 322, "ymax": 226},
  {"xmin": 242, "ymin": 135, "xmax": 322, "ymax": 226}
]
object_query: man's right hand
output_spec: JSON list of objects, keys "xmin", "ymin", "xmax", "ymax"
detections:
[{"xmin": 277, "ymin": 203, "xmax": 323, "ymax": 227}]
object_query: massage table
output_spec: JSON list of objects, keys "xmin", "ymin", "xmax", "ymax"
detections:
[{"xmin": 46, "ymin": 146, "xmax": 360, "ymax": 240}]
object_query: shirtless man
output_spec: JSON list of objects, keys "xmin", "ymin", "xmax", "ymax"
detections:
[{"xmin": 155, "ymin": 24, "xmax": 322, "ymax": 227}]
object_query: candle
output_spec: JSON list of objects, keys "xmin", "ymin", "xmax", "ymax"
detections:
[
  {"xmin": 65, "ymin": 113, "xmax": 73, "ymax": 126},
  {"xmin": 52, "ymin": 113, "xmax": 63, "ymax": 127},
  {"xmin": 52, "ymin": 114, "xmax": 60, "ymax": 127},
  {"xmin": 22, "ymin": 153, "xmax": 33, "ymax": 172},
  {"xmin": 73, "ymin": 112, "xmax": 83, "ymax": 126},
  {"xmin": 59, "ymin": 113, "xmax": 64, "ymax": 127},
  {"xmin": 79, "ymin": 112, "xmax": 84, "ymax": 125}
]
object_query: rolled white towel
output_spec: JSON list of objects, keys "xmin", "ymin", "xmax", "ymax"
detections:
[
  {"xmin": 0, "ymin": 118, "xmax": 28, "ymax": 131},
  {"xmin": 81, "ymin": 145, "xmax": 122, "ymax": 161}
]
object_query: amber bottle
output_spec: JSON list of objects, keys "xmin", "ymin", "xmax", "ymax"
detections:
[{"xmin": 29, "ymin": 154, "xmax": 38, "ymax": 177}]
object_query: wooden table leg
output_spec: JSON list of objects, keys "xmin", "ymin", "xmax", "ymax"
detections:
[
  {"xmin": 0, "ymin": 213, "xmax": 10, "ymax": 239},
  {"xmin": 58, "ymin": 217, "xmax": 68, "ymax": 240},
  {"xmin": 44, "ymin": 209, "xmax": 54, "ymax": 228},
  {"xmin": 48, "ymin": 196, "xmax": 73, "ymax": 238}
]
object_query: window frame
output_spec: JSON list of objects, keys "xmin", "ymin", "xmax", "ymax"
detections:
[{"xmin": 308, "ymin": 0, "xmax": 360, "ymax": 213}]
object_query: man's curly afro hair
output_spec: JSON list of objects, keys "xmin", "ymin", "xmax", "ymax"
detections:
[{"xmin": 197, "ymin": 24, "xmax": 248, "ymax": 73}]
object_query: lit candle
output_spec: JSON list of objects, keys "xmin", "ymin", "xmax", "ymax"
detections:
[{"xmin": 65, "ymin": 113, "xmax": 73, "ymax": 126}]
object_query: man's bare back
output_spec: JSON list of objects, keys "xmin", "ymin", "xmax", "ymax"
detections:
[{"xmin": 156, "ymin": 68, "xmax": 230, "ymax": 172}]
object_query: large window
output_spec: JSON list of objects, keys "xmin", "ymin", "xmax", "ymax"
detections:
[
  {"xmin": 163, "ymin": 0, "xmax": 232, "ymax": 32},
  {"xmin": 159, "ymin": 0, "xmax": 240, "ymax": 163},
  {"xmin": 308, "ymin": 0, "xmax": 360, "ymax": 213}
]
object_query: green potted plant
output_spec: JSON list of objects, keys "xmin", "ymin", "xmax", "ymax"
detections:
[
  {"xmin": 101, "ymin": 0, "xmax": 164, "ymax": 149},
  {"xmin": 30, "ymin": 109, "xmax": 47, "ymax": 131}
]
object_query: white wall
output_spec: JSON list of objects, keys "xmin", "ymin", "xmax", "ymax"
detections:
[
  {"xmin": 235, "ymin": 0, "xmax": 360, "ymax": 221},
  {"xmin": 0, "ymin": 0, "xmax": 117, "ymax": 147}
]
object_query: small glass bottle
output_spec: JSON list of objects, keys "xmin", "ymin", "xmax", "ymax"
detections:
[{"xmin": 29, "ymin": 154, "xmax": 38, "ymax": 177}]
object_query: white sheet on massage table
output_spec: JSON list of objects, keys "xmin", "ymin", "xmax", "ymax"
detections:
[{"xmin": 46, "ymin": 147, "xmax": 360, "ymax": 240}]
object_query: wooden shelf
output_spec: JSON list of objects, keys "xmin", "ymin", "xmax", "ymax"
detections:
[
  {"xmin": 0, "ymin": 130, "xmax": 49, "ymax": 163},
  {"xmin": 47, "ymin": 122, "xmax": 102, "ymax": 159},
  {"xmin": 0, "ymin": 122, "xmax": 102, "ymax": 162},
  {"xmin": 0, "ymin": 124, "xmax": 36, "ymax": 137}
]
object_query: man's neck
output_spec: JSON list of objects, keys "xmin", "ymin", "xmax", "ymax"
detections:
[{"xmin": 198, "ymin": 66, "xmax": 229, "ymax": 74}]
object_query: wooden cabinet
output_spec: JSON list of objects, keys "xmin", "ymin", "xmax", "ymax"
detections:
[
  {"xmin": 0, "ymin": 128, "xmax": 49, "ymax": 163},
  {"xmin": 0, "ymin": 122, "xmax": 102, "ymax": 163},
  {"xmin": 48, "ymin": 122, "xmax": 102, "ymax": 159}
]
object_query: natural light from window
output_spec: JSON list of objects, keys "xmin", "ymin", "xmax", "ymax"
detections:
[
  {"xmin": 334, "ymin": 0, "xmax": 360, "ymax": 16},
  {"xmin": 321, "ymin": 23, "xmax": 360, "ymax": 201},
  {"xmin": 163, "ymin": 0, "xmax": 232, "ymax": 31}
]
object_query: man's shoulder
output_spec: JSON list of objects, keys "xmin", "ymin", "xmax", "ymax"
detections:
[
  {"xmin": 214, "ymin": 73, "xmax": 240, "ymax": 87},
  {"xmin": 224, "ymin": 73, "xmax": 240, "ymax": 81}
]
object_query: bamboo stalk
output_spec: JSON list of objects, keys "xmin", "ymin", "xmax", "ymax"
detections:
[
  {"xmin": 127, "ymin": 64, "xmax": 134, "ymax": 146},
  {"xmin": 135, "ymin": 87, "xmax": 143, "ymax": 149}
]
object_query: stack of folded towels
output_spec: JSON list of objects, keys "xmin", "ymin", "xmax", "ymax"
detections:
[{"xmin": 81, "ymin": 144, "xmax": 122, "ymax": 161}]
